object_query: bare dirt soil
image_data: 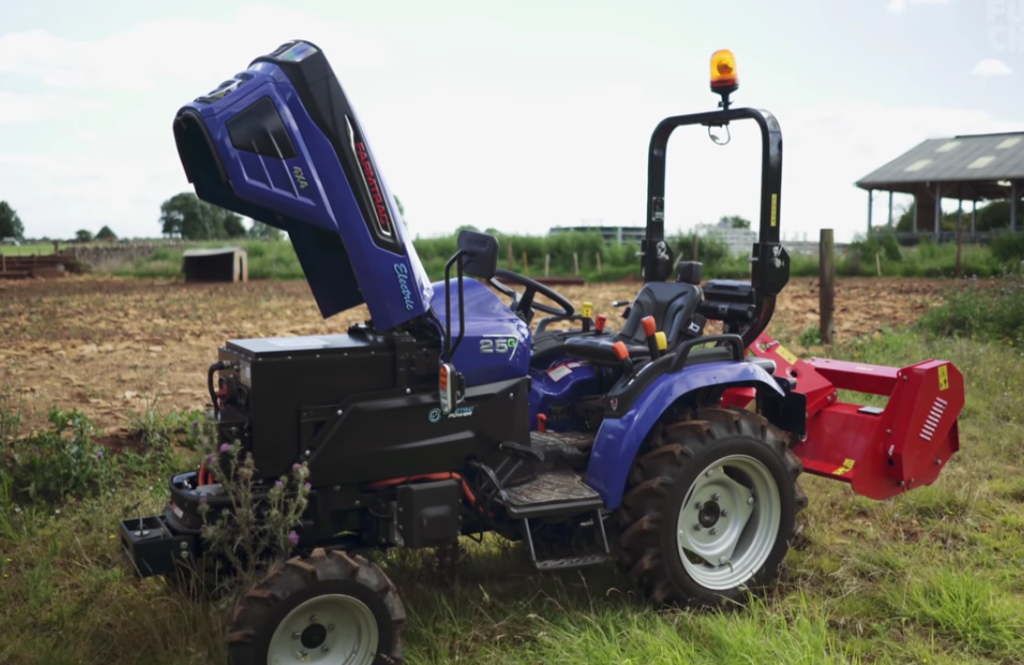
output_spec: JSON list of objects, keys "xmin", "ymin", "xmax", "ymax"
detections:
[{"xmin": 0, "ymin": 275, "xmax": 958, "ymax": 431}]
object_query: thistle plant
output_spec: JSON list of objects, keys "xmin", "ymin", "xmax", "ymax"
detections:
[{"xmin": 195, "ymin": 436, "xmax": 311, "ymax": 591}]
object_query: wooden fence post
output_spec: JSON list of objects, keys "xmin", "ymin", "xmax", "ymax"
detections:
[
  {"xmin": 522, "ymin": 251, "xmax": 528, "ymax": 275},
  {"xmin": 819, "ymin": 229, "xmax": 835, "ymax": 345},
  {"xmin": 544, "ymin": 254, "xmax": 550, "ymax": 277},
  {"xmin": 596, "ymin": 252, "xmax": 602, "ymax": 274},
  {"xmin": 692, "ymin": 235, "xmax": 700, "ymax": 261},
  {"xmin": 573, "ymin": 252, "xmax": 579, "ymax": 276},
  {"xmin": 507, "ymin": 239, "xmax": 515, "ymax": 270}
]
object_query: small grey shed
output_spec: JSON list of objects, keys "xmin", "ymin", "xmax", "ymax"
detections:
[{"xmin": 182, "ymin": 247, "xmax": 248, "ymax": 283}]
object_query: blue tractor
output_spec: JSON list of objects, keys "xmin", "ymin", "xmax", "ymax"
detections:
[{"xmin": 120, "ymin": 42, "xmax": 964, "ymax": 665}]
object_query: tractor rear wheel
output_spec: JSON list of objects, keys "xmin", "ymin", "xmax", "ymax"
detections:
[
  {"xmin": 226, "ymin": 548, "xmax": 406, "ymax": 665},
  {"xmin": 615, "ymin": 407, "xmax": 807, "ymax": 608}
]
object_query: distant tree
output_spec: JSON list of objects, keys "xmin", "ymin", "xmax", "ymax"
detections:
[
  {"xmin": 96, "ymin": 225, "xmax": 117, "ymax": 241},
  {"xmin": 222, "ymin": 213, "xmax": 247, "ymax": 238},
  {"xmin": 75, "ymin": 229, "xmax": 94, "ymax": 242},
  {"xmin": 0, "ymin": 201, "xmax": 25, "ymax": 241},
  {"xmin": 159, "ymin": 192, "xmax": 246, "ymax": 240},
  {"xmin": 249, "ymin": 220, "xmax": 284, "ymax": 240},
  {"xmin": 718, "ymin": 215, "xmax": 751, "ymax": 229}
]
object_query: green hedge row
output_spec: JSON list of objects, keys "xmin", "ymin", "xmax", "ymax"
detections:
[{"xmin": 110, "ymin": 229, "xmax": 1024, "ymax": 282}]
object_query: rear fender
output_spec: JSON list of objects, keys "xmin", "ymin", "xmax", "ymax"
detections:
[{"xmin": 585, "ymin": 361, "xmax": 784, "ymax": 510}]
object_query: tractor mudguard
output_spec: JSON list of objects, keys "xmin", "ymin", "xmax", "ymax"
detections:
[
  {"xmin": 586, "ymin": 360, "xmax": 784, "ymax": 510},
  {"xmin": 171, "ymin": 40, "xmax": 433, "ymax": 331}
]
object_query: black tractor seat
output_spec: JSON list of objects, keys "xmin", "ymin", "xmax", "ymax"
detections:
[{"xmin": 564, "ymin": 280, "xmax": 705, "ymax": 365}]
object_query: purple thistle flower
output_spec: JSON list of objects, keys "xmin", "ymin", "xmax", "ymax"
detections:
[
  {"xmin": 191, "ymin": 420, "xmax": 199, "ymax": 428},
  {"xmin": 304, "ymin": 482, "xmax": 311, "ymax": 490},
  {"xmin": 219, "ymin": 443, "xmax": 230, "ymax": 453},
  {"xmin": 275, "ymin": 480, "xmax": 283, "ymax": 488},
  {"xmin": 292, "ymin": 463, "xmax": 301, "ymax": 472},
  {"xmin": 96, "ymin": 450, "xmax": 104, "ymax": 459},
  {"xmin": 205, "ymin": 453, "xmax": 216, "ymax": 466},
  {"xmin": 287, "ymin": 531, "xmax": 299, "ymax": 545}
]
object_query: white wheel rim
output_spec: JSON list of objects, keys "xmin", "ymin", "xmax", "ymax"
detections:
[
  {"xmin": 675, "ymin": 454, "xmax": 782, "ymax": 591},
  {"xmin": 267, "ymin": 594, "xmax": 379, "ymax": 665}
]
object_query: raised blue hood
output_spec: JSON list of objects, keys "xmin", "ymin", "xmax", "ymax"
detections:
[{"xmin": 172, "ymin": 40, "xmax": 433, "ymax": 331}]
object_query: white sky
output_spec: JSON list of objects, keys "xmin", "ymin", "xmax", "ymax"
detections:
[{"xmin": 1, "ymin": 0, "xmax": 1022, "ymax": 243}]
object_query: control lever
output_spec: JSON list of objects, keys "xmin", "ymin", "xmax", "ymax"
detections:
[
  {"xmin": 612, "ymin": 340, "xmax": 634, "ymax": 374},
  {"xmin": 641, "ymin": 316, "xmax": 663, "ymax": 359},
  {"xmin": 594, "ymin": 314, "xmax": 607, "ymax": 334}
]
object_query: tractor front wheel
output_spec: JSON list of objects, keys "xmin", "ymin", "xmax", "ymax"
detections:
[
  {"xmin": 226, "ymin": 548, "xmax": 406, "ymax": 665},
  {"xmin": 616, "ymin": 407, "xmax": 806, "ymax": 608}
]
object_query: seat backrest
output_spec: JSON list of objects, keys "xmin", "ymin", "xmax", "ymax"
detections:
[{"xmin": 618, "ymin": 281, "xmax": 702, "ymax": 350}]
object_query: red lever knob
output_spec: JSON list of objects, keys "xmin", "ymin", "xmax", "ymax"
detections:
[
  {"xmin": 641, "ymin": 316, "xmax": 657, "ymax": 337},
  {"xmin": 595, "ymin": 314, "xmax": 607, "ymax": 333}
]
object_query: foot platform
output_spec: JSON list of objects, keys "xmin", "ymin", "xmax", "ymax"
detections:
[{"xmin": 504, "ymin": 470, "xmax": 604, "ymax": 519}]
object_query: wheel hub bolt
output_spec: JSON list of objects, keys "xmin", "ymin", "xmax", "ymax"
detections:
[
  {"xmin": 719, "ymin": 556, "xmax": 727, "ymax": 564},
  {"xmin": 322, "ymin": 646, "xmax": 330, "ymax": 653},
  {"xmin": 706, "ymin": 469, "xmax": 714, "ymax": 477},
  {"xmin": 693, "ymin": 524, "xmax": 701, "ymax": 531},
  {"xmin": 695, "ymin": 502, "xmax": 704, "ymax": 510},
  {"xmin": 747, "ymin": 497, "xmax": 755, "ymax": 505},
  {"xmin": 709, "ymin": 528, "xmax": 717, "ymax": 535},
  {"xmin": 327, "ymin": 624, "xmax": 334, "ymax": 632},
  {"xmin": 292, "ymin": 632, "xmax": 300, "ymax": 640},
  {"xmin": 712, "ymin": 493, "xmax": 720, "ymax": 501},
  {"xmin": 299, "ymin": 650, "xmax": 308, "ymax": 659},
  {"xmin": 310, "ymin": 615, "xmax": 317, "ymax": 623},
  {"xmin": 721, "ymin": 510, "xmax": 729, "ymax": 518}
]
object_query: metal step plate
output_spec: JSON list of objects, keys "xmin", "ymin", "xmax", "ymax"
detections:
[
  {"xmin": 534, "ymin": 553, "xmax": 608, "ymax": 571},
  {"xmin": 529, "ymin": 431, "xmax": 596, "ymax": 450},
  {"xmin": 504, "ymin": 470, "xmax": 601, "ymax": 509}
]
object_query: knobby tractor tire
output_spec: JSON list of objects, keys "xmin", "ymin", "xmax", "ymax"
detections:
[
  {"xmin": 615, "ymin": 406, "xmax": 807, "ymax": 608},
  {"xmin": 226, "ymin": 548, "xmax": 406, "ymax": 665}
]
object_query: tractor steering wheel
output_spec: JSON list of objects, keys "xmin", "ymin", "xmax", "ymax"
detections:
[{"xmin": 490, "ymin": 268, "xmax": 575, "ymax": 325}]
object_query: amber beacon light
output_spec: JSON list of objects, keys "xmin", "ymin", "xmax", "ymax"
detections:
[{"xmin": 710, "ymin": 49, "xmax": 738, "ymax": 92}]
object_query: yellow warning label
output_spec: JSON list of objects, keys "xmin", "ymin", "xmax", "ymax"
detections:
[
  {"xmin": 938, "ymin": 365, "xmax": 949, "ymax": 391},
  {"xmin": 770, "ymin": 194, "xmax": 778, "ymax": 228},
  {"xmin": 581, "ymin": 302, "xmax": 593, "ymax": 319},
  {"xmin": 832, "ymin": 458, "xmax": 856, "ymax": 476},
  {"xmin": 776, "ymin": 344, "xmax": 798, "ymax": 365}
]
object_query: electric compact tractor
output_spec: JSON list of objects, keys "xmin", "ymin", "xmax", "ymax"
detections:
[{"xmin": 120, "ymin": 43, "xmax": 965, "ymax": 665}]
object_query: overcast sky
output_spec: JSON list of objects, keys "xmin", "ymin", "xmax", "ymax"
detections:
[{"xmin": 1, "ymin": 0, "xmax": 1021, "ymax": 243}]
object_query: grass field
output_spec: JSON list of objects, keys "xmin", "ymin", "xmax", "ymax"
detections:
[
  {"xmin": 0, "ymin": 243, "xmax": 56, "ymax": 256},
  {"xmin": 2, "ymin": 275, "xmax": 1024, "ymax": 665}
]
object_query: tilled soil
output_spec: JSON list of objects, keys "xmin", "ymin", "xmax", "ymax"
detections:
[{"xmin": 0, "ymin": 275, "xmax": 959, "ymax": 431}]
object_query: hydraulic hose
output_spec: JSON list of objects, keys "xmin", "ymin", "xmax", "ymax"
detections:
[{"xmin": 207, "ymin": 360, "xmax": 230, "ymax": 415}]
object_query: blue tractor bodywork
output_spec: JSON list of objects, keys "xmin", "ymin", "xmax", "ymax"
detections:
[{"xmin": 173, "ymin": 41, "xmax": 434, "ymax": 331}]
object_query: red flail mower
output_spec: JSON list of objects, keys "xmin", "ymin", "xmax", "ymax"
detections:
[{"xmin": 729, "ymin": 333, "xmax": 963, "ymax": 500}]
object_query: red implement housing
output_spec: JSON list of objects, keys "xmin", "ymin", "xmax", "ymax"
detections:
[{"xmin": 721, "ymin": 332, "xmax": 964, "ymax": 500}]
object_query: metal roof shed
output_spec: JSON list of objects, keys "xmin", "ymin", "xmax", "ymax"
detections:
[{"xmin": 855, "ymin": 132, "xmax": 1024, "ymax": 239}]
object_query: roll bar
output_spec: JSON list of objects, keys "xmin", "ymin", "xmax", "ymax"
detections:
[{"xmin": 641, "ymin": 106, "xmax": 791, "ymax": 347}]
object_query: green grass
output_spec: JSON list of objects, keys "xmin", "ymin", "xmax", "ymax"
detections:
[
  {"xmin": 3, "ymin": 322, "xmax": 1024, "ymax": 664},
  {"xmin": 0, "ymin": 242, "xmax": 56, "ymax": 256}
]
